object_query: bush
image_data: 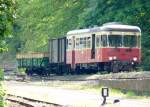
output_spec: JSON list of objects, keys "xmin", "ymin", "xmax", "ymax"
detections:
[
  {"xmin": 18, "ymin": 68, "xmax": 26, "ymax": 75},
  {"xmin": 0, "ymin": 69, "xmax": 4, "ymax": 80},
  {"xmin": 0, "ymin": 68, "xmax": 4, "ymax": 107}
]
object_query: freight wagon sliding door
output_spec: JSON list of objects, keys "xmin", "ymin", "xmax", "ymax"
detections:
[
  {"xmin": 49, "ymin": 39, "xmax": 58, "ymax": 63},
  {"xmin": 58, "ymin": 37, "xmax": 66, "ymax": 63},
  {"xmin": 49, "ymin": 38, "xmax": 66, "ymax": 64}
]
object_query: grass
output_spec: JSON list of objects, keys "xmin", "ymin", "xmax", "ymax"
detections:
[
  {"xmin": 43, "ymin": 80, "xmax": 150, "ymax": 99},
  {"xmin": 29, "ymin": 72, "xmax": 150, "ymax": 99},
  {"xmin": 44, "ymin": 71, "xmax": 150, "ymax": 81}
]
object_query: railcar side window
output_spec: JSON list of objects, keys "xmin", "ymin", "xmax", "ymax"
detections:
[
  {"xmin": 83, "ymin": 37, "xmax": 86, "ymax": 48},
  {"xmin": 80, "ymin": 38, "xmax": 84, "ymax": 49},
  {"xmin": 101, "ymin": 35, "xmax": 107, "ymax": 47},
  {"xmin": 86, "ymin": 37, "xmax": 91, "ymax": 48},
  {"xmin": 96, "ymin": 37, "xmax": 98, "ymax": 47},
  {"xmin": 79, "ymin": 37, "xmax": 87, "ymax": 49},
  {"xmin": 76, "ymin": 38, "xmax": 79, "ymax": 49},
  {"xmin": 96, "ymin": 36, "xmax": 101, "ymax": 47}
]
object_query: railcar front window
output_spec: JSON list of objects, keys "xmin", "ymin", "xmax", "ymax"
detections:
[
  {"xmin": 124, "ymin": 35, "xmax": 137, "ymax": 47},
  {"xmin": 108, "ymin": 35, "xmax": 122, "ymax": 47}
]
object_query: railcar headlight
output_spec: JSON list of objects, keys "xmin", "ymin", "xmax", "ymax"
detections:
[
  {"xmin": 131, "ymin": 61, "xmax": 134, "ymax": 65},
  {"xmin": 133, "ymin": 57, "xmax": 137, "ymax": 61},
  {"xmin": 113, "ymin": 56, "xmax": 117, "ymax": 60},
  {"xmin": 109, "ymin": 57, "xmax": 112, "ymax": 60}
]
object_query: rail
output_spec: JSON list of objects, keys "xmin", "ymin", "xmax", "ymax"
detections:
[{"xmin": 6, "ymin": 94, "xmax": 64, "ymax": 107}]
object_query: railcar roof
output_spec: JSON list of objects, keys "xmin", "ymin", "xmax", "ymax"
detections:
[{"xmin": 67, "ymin": 23, "xmax": 141, "ymax": 35}]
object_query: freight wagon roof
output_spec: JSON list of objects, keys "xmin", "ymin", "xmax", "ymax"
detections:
[{"xmin": 67, "ymin": 23, "xmax": 141, "ymax": 35}]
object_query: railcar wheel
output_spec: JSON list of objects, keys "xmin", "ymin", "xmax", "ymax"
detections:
[
  {"xmin": 111, "ymin": 61, "xmax": 120, "ymax": 73},
  {"xmin": 112, "ymin": 65, "xmax": 119, "ymax": 73},
  {"xmin": 75, "ymin": 65, "xmax": 81, "ymax": 74}
]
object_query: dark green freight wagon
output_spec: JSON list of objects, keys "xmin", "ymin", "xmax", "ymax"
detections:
[{"xmin": 16, "ymin": 52, "xmax": 49, "ymax": 75}]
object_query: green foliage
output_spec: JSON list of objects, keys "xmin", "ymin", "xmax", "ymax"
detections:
[
  {"xmin": 0, "ymin": 0, "xmax": 15, "ymax": 52},
  {"xmin": 0, "ymin": 68, "xmax": 4, "ymax": 107},
  {"xmin": 0, "ymin": 69, "xmax": 4, "ymax": 80},
  {"xmin": 18, "ymin": 68, "xmax": 26, "ymax": 74},
  {"xmin": 12, "ymin": 0, "xmax": 150, "ymax": 70},
  {"xmin": 0, "ymin": 0, "xmax": 14, "ymax": 106},
  {"xmin": 12, "ymin": 0, "xmax": 86, "ymax": 52}
]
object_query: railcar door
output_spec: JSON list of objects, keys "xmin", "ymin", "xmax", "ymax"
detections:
[
  {"xmin": 91, "ymin": 34, "xmax": 96, "ymax": 59},
  {"xmin": 72, "ymin": 36, "xmax": 76, "ymax": 69}
]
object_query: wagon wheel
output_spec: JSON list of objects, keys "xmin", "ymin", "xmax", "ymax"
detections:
[
  {"xmin": 111, "ymin": 62, "xmax": 119, "ymax": 73},
  {"xmin": 127, "ymin": 64, "xmax": 133, "ymax": 72}
]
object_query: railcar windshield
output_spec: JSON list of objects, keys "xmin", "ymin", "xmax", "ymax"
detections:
[
  {"xmin": 99, "ymin": 34, "xmax": 140, "ymax": 48},
  {"xmin": 108, "ymin": 35, "xmax": 122, "ymax": 47},
  {"xmin": 124, "ymin": 35, "xmax": 137, "ymax": 47}
]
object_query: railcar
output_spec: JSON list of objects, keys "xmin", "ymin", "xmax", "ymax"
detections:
[
  {"xmin": 16, "ymin": 22, "xmax": 141, "ymax": 75},
  {"xmin": 66, "ymin": 22, "xmax": 141, "ymax": 73}
]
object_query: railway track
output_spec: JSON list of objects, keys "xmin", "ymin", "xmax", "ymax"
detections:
[
  {"xmin": 34, "ymin": 77, "xmax": 150, "ymax": 81},
  {"xmin": 6, "ymin": 94, "xmax": 64, "ymax": 107}
]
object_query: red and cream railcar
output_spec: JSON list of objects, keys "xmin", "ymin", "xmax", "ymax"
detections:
[{"xmin": 66, "ymin": 22, "xmax": 141, "ymax": 72}]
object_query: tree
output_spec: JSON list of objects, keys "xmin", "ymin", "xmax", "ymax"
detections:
[
  {"xmin": 12, "ymin": 0, "xmax": 86, "ymax": 52},
  {"xmin": 0, "ymin": 0, "xmax": 15, "ymax": 107},
  {"xmin": 0, "ymin": 0, "xmax": 15, "ymax": 52}
]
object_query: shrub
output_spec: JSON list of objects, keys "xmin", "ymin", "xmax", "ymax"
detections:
[
  {"xmin": 0, "ymin": 69, "xmax": 4, "ymax": 80},
  {"xmin": 0, "ymin": 68, "xmax": 4, "ymax": 107},
  {"xmin": 18, "ymin": 68, "xmax": 26, "ymax": 75}
]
